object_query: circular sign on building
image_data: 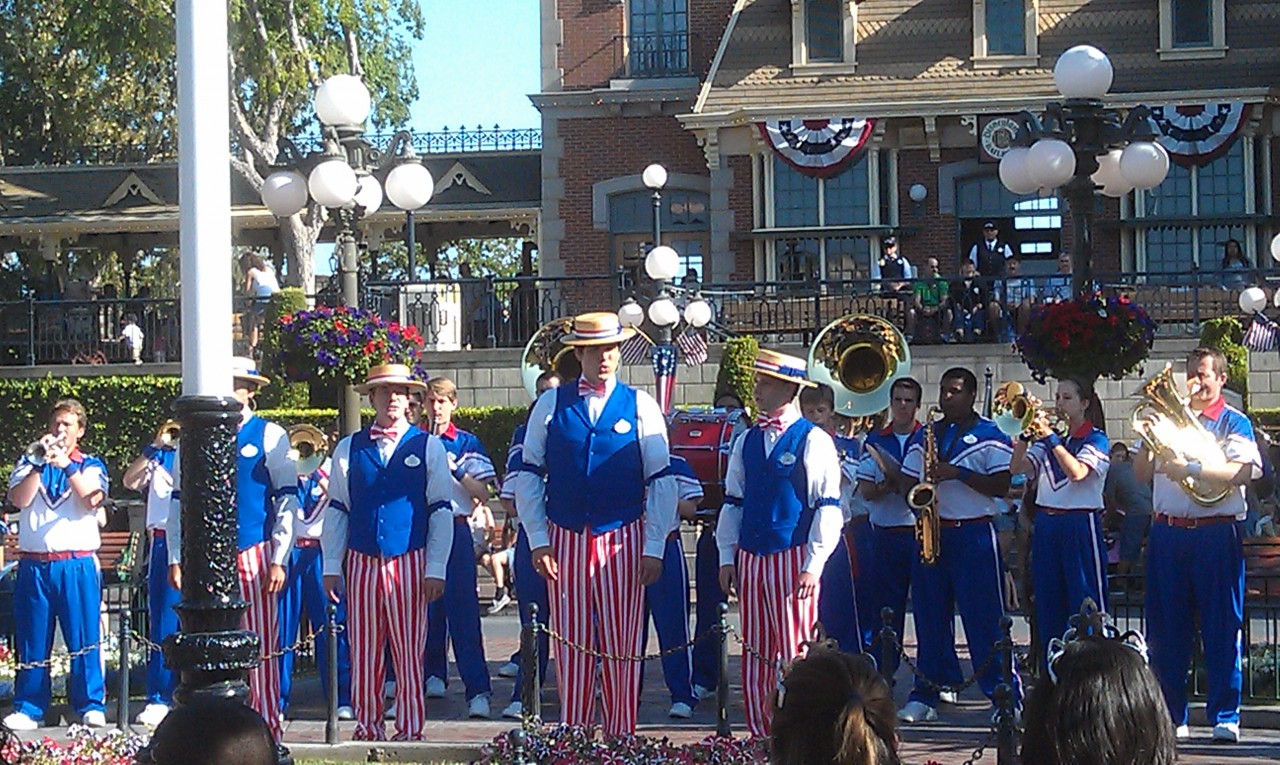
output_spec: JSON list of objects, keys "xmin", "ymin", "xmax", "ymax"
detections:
[{"xmin": 980, "ymin": 116, "xmax": 1022, "ymax": 162}]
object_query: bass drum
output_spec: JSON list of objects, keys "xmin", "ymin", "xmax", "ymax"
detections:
[{"xmin": 668, "ymin": 409, "xmax": 749, "ymax": 510}]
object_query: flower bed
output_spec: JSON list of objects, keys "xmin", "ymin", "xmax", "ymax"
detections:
[
  {"xmin": 479, "ymin": 725, "xmax": 770, "ymax": 764},
  {"xmin": 1014, "ymin": 293, "xmax": 1156, "ymax": 383},
  {"xmin": 1, "ymin": 726, "xmax": 144, "ymax": 764}
]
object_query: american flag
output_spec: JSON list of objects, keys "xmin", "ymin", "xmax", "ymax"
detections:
[
  {"xmin": 652, "ymin": 343, "xmax": 679, "ymax": 413},
  {"xmin": 620, "ymin": 331, "xmax": 653, "ymax": 365},
  {"xmin": 675, "ymin": 328, "xmax": 709, "ymax": 366},
  {"xmin": 1244, "ymin": 312, "xmax": 1280, "ymax": 353}
]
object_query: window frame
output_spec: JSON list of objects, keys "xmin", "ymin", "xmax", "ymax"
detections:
[
  {"xmin": 1157, "ymin": 0, "xmax": 1227, "ymax": 60},
  {"xmin": 791, "ymin": 0, "xmax": 858, "ymax": 75},
  {"xmin": 971, "ymin": 0, "xmax": 1039, "ymax": 69},
  {"xmin": 624, "ymin": 0, "xmax": 692, "ymax": 78}
]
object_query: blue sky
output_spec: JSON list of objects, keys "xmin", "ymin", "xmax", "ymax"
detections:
[{"xmin": 408, "ymin": 0, "xmax": 541, "ymax": 132}]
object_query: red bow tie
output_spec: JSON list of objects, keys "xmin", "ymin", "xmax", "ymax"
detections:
[
  {"xmin": 578, "ymin": 379, "xmax": 607, "ymax": 397},
  {"xmin": 370, "ymin": 424, "xmax": 403, "ymax": 442},
  {"xmin": 757, "ymin": 415, "xmax": 785, "ymax": 433}
]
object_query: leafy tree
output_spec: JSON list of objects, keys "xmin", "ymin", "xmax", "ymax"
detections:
[{"xmin": 374, "ymin": 237, "xmax": 523, "ymax": 281}]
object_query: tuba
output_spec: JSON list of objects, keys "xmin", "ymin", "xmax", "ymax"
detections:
[
  {"xmin": 992, "ymin": 382, "xmax": 1068, "ymax": 439},
  {"xmin": 905, "ymin": 406, "xmax": 942, "ymax": 564},
  {"xmin": 1131, "ymin": 363, "xmax": 1232, "ymax": 506},
  {"xmin": 808, "ymin": 314, "xmax": 911, "ymax": 417},
  {"xmin": 520, "ymin": 318, "xmax": 583, "ymax": 400},
  {"xmin": 155, "ymin": 419, "xmax": 181, "ymax": 447},
  {"xmin": 287, "ymin": 424, "xmax": 329, "ymax": 476}
]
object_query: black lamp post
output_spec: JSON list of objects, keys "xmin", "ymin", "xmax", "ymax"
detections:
[{"xmin": 998, "ymin": 45, "xmax": 1171, "ymax": 299}]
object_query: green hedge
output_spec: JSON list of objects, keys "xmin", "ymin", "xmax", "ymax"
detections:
[
  {"xmin": 715, "ymin": 335, "xmax": 758, "ymax": 417},
  {"xmin": 0, "ymin": 376, "xmax": 526, "ymax": 492},
  {"xmin": 1200, "ymin": 316, "xmax": 1248, "ymax": 410}
]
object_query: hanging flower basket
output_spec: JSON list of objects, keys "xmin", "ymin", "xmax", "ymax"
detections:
[
  {"xmin": 272, "ymin": 306, "xmax": 428, "ymax": 386},
  {"xmin": 1014, "ymin": 293, "xmax": 1156, "ymax": 384}
]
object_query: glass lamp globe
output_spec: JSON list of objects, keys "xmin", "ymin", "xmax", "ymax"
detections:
[
  {"xmin": 648, "ymin": 297, "xmax": 680, "ymax": 328},
  {"xmin": 683, "ymin": 298, "xmax": 712, "ymax": 328},
  {"xmin": 385, "ymin": 162, "xmax": 435, "ymax": 211},
  {"xmin": 260, "ymin": 169, "xmax": 309, "ymax": 217},
  {"xmin": 645, "ymin": 245, "xmax": 680, "ymax": 281},
  {"xmin": 618, "ymin": 299, "xmax": 645, "ymax": 328},
  {"xmin": 308, "ymin": 158, "xmax": 359, "ymax": 208},
  {"xmin": 1273, "ymin": 288, "xmax": 1280, "ymax": 309},
  {"xmin": 1025, "ymin": 139, "xmax": 1077, "ymax": 189},
  {"xmin": 1119, "ymin": 141, "xmax": 1171, "ymax": 190},
  {"xmin": 353, "ymin": 174, "xmax": 383, "ymax": 215},
  {"xmin": 642, "ymin": 163, "xmax": 668, "ymax": 190},
  {"xmin": 1271, "ymin": 233, "xmax": 1280, "ymax": 264},
  {"xmin": 998, "ymin": 148, "xmax": 1039, "ymax": 195},
  {"xmin": 1239, "ymin": 287, "xmax": 1267, "ymax": 314},
  {"xmin": 1053, "ymin": 45, "xmax": 1113, "ymax": 99},
  {"xmin": 314, "ymin": 74, "xmax": 372, "ymax": 127}
]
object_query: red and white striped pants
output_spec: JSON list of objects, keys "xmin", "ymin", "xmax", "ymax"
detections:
[
  {"xmin": 738, "ymin": 546, "xmax": 819, "ymax": 738},
  {"xmin": 237, "ymin": 542, "xmax": 282, "ymax": 741},
  {"xmin": 548, "ymin": 520, "xmax": 645, "ymax": 737},
  {"xmin": 345, "ymin": 548, "xmax": 431, "ymax": 741}
]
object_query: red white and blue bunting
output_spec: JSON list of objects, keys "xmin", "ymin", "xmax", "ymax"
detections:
[
  {"xmin": 758, "ymin": 117, "xmax": 877, "ymax": 178},
  {"xmin": 1148, "ymin": 102, "xmax": 1251, "ymax": 168}
]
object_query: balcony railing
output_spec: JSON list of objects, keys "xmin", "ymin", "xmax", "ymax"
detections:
[
  {"xmin": 0, "ymin": 270, "xmax": 1258, "ymax": 367},
  {"xmin": 614, "ymin": 32, "xmax": 693, "ymax": 79}
]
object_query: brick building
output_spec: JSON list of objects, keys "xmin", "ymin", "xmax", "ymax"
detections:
[{"xmin": 535, "ymin": 0, "xmax": 1280, "ymax": 288}]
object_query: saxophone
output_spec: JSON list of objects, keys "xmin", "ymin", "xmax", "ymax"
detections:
[{"xmin": 906, "ymin": 406, "xmax": 942, "ymax": 564}]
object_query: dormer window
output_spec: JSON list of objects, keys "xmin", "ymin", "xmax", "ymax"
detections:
[
  {"xmin": 972, "ymin": 0, "xmax": 1038, "ymax": 68},
  {"xmin": 792, "ymin": 0, "xmax": 857, "ymax": 73},
  {"xmin": 1158, "ymin": 0, "xmax": 1226, "ymax": 59}
]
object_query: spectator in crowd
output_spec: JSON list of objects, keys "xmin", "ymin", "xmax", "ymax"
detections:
[
  {"xmin": 949, "ymin": 261, "xmax": 1000, "ymax": 343},
  {"xmin": 1002, "ymin": 257, "xmax": 1037, "ymax": 340},
  {"xmin": 771, "ymin": 647, "xmax": 899, "ymax": 765},
  {"xmin": 119, "ymin": 313, "xmax": 145, "ymax": 364},
  {"xmin": 1036, "ymin": 252, "xmax": 1074, "ymax": 303},
  {"xmin": 877, "ymin": 237, "xmax": 912, "ymax": 294},
  {"xmin": 1104, "ymin": 442, "xmax": 1153, "ymax": 577},
  {"xmin": 1022, "ymin": 632, "xmax": 1176, "ymax": 765},
  {"xmin": 1219, "ymin": 239, "xmax": 1257, "ymax": 291},
  {"xmin": 906, "ymin": 257, "xmax": 950, "ymax": 343},
  {"xmin": 482, "ymin": 518, "xmax": 517, "ymax": 615},
  {"xmin": 238, "ymin": 252, "xmax": 279, "ymax": 359}
]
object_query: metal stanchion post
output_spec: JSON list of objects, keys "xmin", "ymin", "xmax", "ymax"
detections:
[
  {"xmin": 522, "ymin": 603, "xmax": 541, "ymax": 721},
  {"xmin": 325, "ymin": 603, "xmax": 339, "ymax": 745},
  {"xmin": 509, "ymin": 728, "xmax": 529, "ymax": 765},
  {"xmin": 117, "ymin": 605, "xmax": 131, "ymax": 731},
  {"xmin": 994, "ymin": 615, "xmax": 1017, "ymax": 765},
  {"xmin": 716, "ymin": 602, "xmax": 731, "ymax": 737},
  {"xmin": 879, "ymin": 607, "xmax": 897, "ymax": 684}
]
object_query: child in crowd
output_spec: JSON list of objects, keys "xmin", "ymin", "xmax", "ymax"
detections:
[
  {"xmin": 119, "ymin": 313, "xmax": 144, "ymax": 364},
  {"xmin": 483, "ymin": 517, "xmax": 518, "ymax": 615}
]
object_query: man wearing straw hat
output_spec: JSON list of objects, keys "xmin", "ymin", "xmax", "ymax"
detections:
[
  {"xmin": 716, "ymin": 349, "xmax": 844, "ymax": 737},
  {"xmin": 167, "ymin": 357, "xmax": 297, "ymax": 742},
  {"xmin": 321, "ymin": 362, "xmax": 456, "ymax": 741},
  {"xmin": 513, "ymin": 310, "xmax": 678, "ymax": 736}
]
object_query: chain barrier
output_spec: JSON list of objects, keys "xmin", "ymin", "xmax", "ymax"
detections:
[
  {"xmin": 1, "ymin": 642, "xmax": 104, "ymax": 673},
  {"xmin": 124, "ymin": 623, "xmax": 345, "ymax": 662},
  {"xmin": 961, "ymin": 724, "xmax": 1000, "ymax": 765},
  {"xmin": 881, "ymin": 627, "xmax": 1000, "ymax": 696},
  {"xmin": 532, "ymin": 621, "xmax": 719, "ymax": 663}
]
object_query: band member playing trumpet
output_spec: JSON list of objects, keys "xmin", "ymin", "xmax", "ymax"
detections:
[
  {"xmin": 717, "ymin": 349, "xmax": 843, "ymax": 737},
  {"xmin": 122, "ymin": 421, "xmax": 180, "ymax": 727},
  {"xmin": 4, "ymin": 399, "xmax": 108, "ymax": 731},
  {"xmin": 1134, "ymin": 348, "xmax": 1261, "ymax": 742},
  {"xmin": 899, "ymin": 368, "xmax": 1020, "ymax": 724},
  {"xmin": 1007, "ymin": 378, "xmax": 1110, "ymax": 677}
]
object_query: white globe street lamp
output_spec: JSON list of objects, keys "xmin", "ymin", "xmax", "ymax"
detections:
[
  {"xmin": 1239, "ymin": 287, "xmax": 1267, "ymax": 314},
  {"xmin": 645, "ymin": 245, "xmax": 681, "ymax": 282}
]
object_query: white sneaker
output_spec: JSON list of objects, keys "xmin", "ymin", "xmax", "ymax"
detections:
[
  {"xmin": 135, "ymin": 703, "xmax": 170, "ymax": 728},
  {"xmin": 1175, "ymin": 724, "xmax": 1190, "ymax": 740},
  {"xmin": 336, "ymin": 705, "xmax": 355, "ymax": 721},
  {"xmin": 488, "ymin": 594, "xmax": 513, "ymax": 615},
  {"xmin": 938, "ymin": 689, "xmax": 959, "ymax": 704},
  {"xmin": 425, "ymin": 676, "xmax": 447, "ymax": 699},
  {"xmin": 897, "ymin": 700, "xmax": 938, "ymax": 723},
  {"xmin": 692, "ymin": 684, "xmax": 716, "ymax": 701},
  {"xmin": 3, "ymin": 712, "xmax": 39, "ymax": 731},
  {"xmin": 383, "ymin": 680, "xmax": 396, "ymax": 699},
  {"xmin": 82, "ymin": 710, "xmax": 107, "ymax": 728},
  {"xmin": 384, "ymin": 701, "xmax": 396, "ymax": 720},
  {"xmin": 1212, "ymin": 722, "xmax": 1240, "ymax": 742},
  {"xmin": 668, "ymin": 702, "xmax": 693, "ymax": 719},
  {"xmin": 497, "ymin": 661, "xmax": 520, "ymax": 678},
  {"xmin": 501, "ymin": 700, "xmax": 524, "ymax": 720},
  {"xmin": 467, "ymin": 695, "xmax": 491, "ymax": 719}
]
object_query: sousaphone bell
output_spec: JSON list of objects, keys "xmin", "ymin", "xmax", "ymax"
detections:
[
  {"xmin": 808, "ymin": 314, "xmax": 912, "ymax": 417},
  {"xmin": 520, "ymin": 318, "xmax": 583, "ymax": 400},
  {"xmin": 287, "ymin": 424, "xmax": 329, "ymax": 476}
]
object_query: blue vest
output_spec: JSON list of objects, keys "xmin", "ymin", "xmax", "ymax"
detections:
[
  {"xmin": 545, "ymin": 383, "xmax": 645, "ymax": 533},
  {"xmin": 740, "ymin": 419, "xmax": 816, "ymax": 556},
  {"xmin": 345, "ymin": 426, "xmax": 433, "ymax": 557},
  {"xmin": 237, "ymin": 416, "xmax": 275, "ymax": 552}
]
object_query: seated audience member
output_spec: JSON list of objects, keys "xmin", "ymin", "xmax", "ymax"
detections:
[
  {"xmin": 771, "ymin": 647, "xmax": 899, "ymax": 765},
  {"xmin": 1036, "ymin": 252, "xmax": 1074, "ymax": 303},
  {"xmin": 949, "ymin": 260, "xmax": 999, "ymax": 343},
  {"xmin": 907, "ymin": 257, "xmax": 950, "ymax": 344},
  {"xmin": 146, "ymin": 698, "xmax": 276, "ymax": 765},
  {"xmin": 1002, "ymin": 257, "xmax": 1037, "ymax": 339},
  {"xmin": 1022, "ymin": 618, "xmax": 1175, "ymax": 765},
  {"xmin": 482, "ymin": 517, "xmax": 517, "ymax": 614}
]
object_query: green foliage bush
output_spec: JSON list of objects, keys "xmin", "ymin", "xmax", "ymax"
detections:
[
  {"xmin": 259, "ymin": 288, "xmax": 310, "ymax": 410},
  {"xmin": 714, "ymin": 335, "xmax": 758, "ymax": 416},
  {"xmin": 1200, "ymin": 316, "xmax": 1248, "ymax": 409}
]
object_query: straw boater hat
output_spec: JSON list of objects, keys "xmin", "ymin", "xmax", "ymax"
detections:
[
  {"xmin": 559, "ymin": 311, "xmax": 637, "ymax": 347},
  {"xmin": 355, "ymin": 363, "xmax": 428, "ymax": 394},
  {"xmin": 231, "ymin": 356, "xmax": 270, "ymax": 387},
  {"xmin": 751, "ymin": 349, "xmax": 817, "ymax": 388}
]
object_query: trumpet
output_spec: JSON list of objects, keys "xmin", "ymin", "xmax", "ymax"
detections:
[
  {"xmin": 25, "ymin": 433, "xmax": 68, "ymax": 467},
  {"xmin": 288, "ymin": 424, "xmax": 329, "ymax": 476},
  {"xmin": 905, "ymin": 406, "xmax": 942, "ymax": 565},
  {"xmin": 992, "ymin": 382, "xmax": 1068, "ymax": 439},
  {"xmin": 155, "ymin": 419, "xmax": 181, "ymax": 447}
]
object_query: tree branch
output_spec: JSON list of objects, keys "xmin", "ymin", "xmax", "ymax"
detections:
[
  {"xmin": 243, "ymin": 0, "xmax": 280, "ymax": 71},
  {"xmin": 344, "ymin": 26, "xmax": 363, "ymax": 78},
  {"xmin": 284, "ymin": 0, "xmax": 322, "ymax": 89}
]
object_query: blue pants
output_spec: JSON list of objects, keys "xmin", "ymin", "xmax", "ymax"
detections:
[
  {"xmin": 690, "ymin": 523, "xmax": 726, "ymax": 692},
  {"xmin": 817, "ymin": 532, "xmax": 862, "ymax": 654},
  {"xmin": 1031, "ymin": 511, "xmax": 1107, "ymax": 675},
  {"xmin": 425, "ymin": 520, "xmax": 491, "ymax": 699},
  {"xmin": 279, "ymin": 544, "xmax": 352, "ymax": 711},
  {"xmin": 641, "ymin": 534, "xmax": 695, "ymax": 707},
  {"xmin": 146, "ymin": 535, "xmax": 182, "ymax": 705},
  {"xmin": 508, "ymin": 527, "xmax": 550, "ymax": 702},
  {"xmin": 13, "ymin": 556, "xmax": 106, "ymax": 720},
  {"xmin": 1145, "ymin": 521, "xmax": 1244, "ymax": 726},
  {"xmin": 909, "ymin": 521, "xmax": 1021, "ymax": 708}
]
